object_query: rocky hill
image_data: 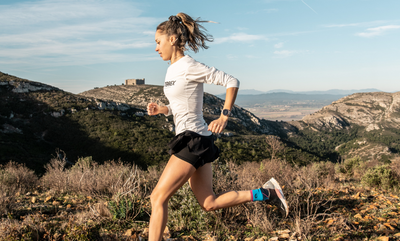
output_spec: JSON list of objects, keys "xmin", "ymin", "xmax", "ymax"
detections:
[
  {"xmin": 297, "ymin": 92, "xmax": 400, "ymax": 131},
  {"xmin": 289, "ymin": 92, "xmax": 400, "ymax": 161}
]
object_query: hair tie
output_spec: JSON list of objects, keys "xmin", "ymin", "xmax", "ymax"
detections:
[{"xmin": 169, "ymin": 15, "xmax": 182, "ymax": 22}]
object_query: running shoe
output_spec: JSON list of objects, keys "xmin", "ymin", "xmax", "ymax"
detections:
[{"xmin": 262, "ymin": 178, "xmax": 289, "ymax": 217}]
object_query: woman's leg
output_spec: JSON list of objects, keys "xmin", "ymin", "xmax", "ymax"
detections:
[
  {"xmin": 188, "ymin": 163, "xmax": 252, "ymax": 211},
  {"xmin": 149, "ymin": 155, "xmax": 196, "ymax": 241}
]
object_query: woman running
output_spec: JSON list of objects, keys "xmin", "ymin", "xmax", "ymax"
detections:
[{"xmin": 147, "ymin": 13, "xmax": 288, "ymax": 241}]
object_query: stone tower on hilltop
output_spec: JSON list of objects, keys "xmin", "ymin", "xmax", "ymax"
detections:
[{"xmin": 125, "ymin": 78, "xmax": 145, "ymax": 85}]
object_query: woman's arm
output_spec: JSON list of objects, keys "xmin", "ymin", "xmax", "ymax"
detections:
[{"xmin": 208, "ymin": 87, "xmax": 238, "ymax": 133}]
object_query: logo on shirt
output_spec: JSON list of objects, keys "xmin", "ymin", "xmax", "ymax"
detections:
[{"xmin": 164, "ymin": 80, "xmax": 176, "ymax": 87}]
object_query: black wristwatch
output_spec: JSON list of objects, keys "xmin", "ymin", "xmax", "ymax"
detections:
[{"xmin": 222, "ymin": 109, "xmax": 231, "ymax": 117}]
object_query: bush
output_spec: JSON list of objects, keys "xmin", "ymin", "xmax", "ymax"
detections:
[
  {"xmin": 335, "ymin": 156, "xmax": 362, "ymax": 176},
  {"xmin": 0, "ymin": 162, "xmax": 37, "ymax": 215},
  {"xmin": 41, "ymin": 156, "xmax": 143, "ymax": 198},
  {"xmin": 108, "ymin": 195, "xmax": 145, "ymax": 220},
  {"xmin": 361, "ymin": 164, "xmax": 398, "ymax": 189}
]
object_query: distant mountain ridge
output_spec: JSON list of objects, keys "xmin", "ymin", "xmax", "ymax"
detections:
[{"xmin": 230, "ymin": 88, "xmax": 384, "ymax": 96}]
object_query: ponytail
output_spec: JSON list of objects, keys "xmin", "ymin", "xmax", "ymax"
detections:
[{"xmin": 156, "ymin": 12, "xmax": 214, "ymax": 53}]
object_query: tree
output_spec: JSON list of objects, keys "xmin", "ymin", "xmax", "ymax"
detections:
[{"xmin": 266, "ymin": 135, "xmax": 284, "ymax": 160}]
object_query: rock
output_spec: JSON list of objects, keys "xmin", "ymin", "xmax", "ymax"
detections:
[
  {"xmin": 124, "ymin": 228, "xmax": 134, "ymax": 236},
  {"xmin": 141, "ymin": 228, "xmax": 149, "ymax": 238},
  {"xmin": 163, "ymin": 226, "xmax": 171, "ymax": 239},
  {"xmin": 255, "ymin": 237, "xmax": 267, "ymax": 241},
  {"xmin": 224, "ymin": 132, "xmax": 234, "ymax": 137},
  {"xmin": 52, "ymin": 201, "xmax": 61, "ymax": 206},
  {"xmin": 10, "ymin": 81, "xmax": 59, "ymax": 93},
  {"xmin": 279, "ymin": 233, "xmax": 290, "ymax": 239},
  {"xmin": 377, "ymin": 237, "xmax": 389, "ymax": 241},
  {"xmin": 51, "ymin": 109, "xmax": 65, "ymax": 118},
  {"xmin": 1, "ymin": 124, "xmax": 23, "ymax": 134},
  {"xmin": 31, "ymin": 197, "xmax": 37, "ymax": 203},
  {"xmin": 135, "ymin": 112, "xmax": 144, "ymax": 117}
]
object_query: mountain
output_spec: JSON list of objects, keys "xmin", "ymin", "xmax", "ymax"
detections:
[
  {"xmin": 2, "ymin": 70, "xmax": 398, "ymax": 171},
  {"xmin": 298, "ymin": 92, "xmax": 400, "ymax": 131},
  {"xmin": 289, "ymin": 91, "xmax": 400, "ymax": 161},
  {"xmin": 0, "ymin": 71, "xmax": 296, "ymax": 173}
]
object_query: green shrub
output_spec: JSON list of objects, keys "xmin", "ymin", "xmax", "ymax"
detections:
[
  {"xmin": 335, "ymin": 156, "xmax": 362, "ymax": 175},
  {"xmin": 168, "ymin": 182, "xmax": 214, "ymax": 234},
  {"xmin": 311, "ymin": 161, "xmax": 335, "ymax": 179},
  {"xmin": 361, "ymin": 164, "xmax": 398, "ymax": 189},
  {"xmin": 108, "ymin": 195, "xmax": 144, "ymax": 220}
]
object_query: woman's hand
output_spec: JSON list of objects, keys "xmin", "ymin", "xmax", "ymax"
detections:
[
  {"xmin": 208, "ymin": 116, "xmax": 228, "ymax": 134},
  {"xmin": 147, "ymin": 102, "xmax": 160, "ymax": 115}
]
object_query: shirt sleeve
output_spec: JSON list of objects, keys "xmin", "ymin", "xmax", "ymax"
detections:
[
  {"xmin": 185, "ymin": 61, "xmax": 240, "ymax": 89},
  {"xmin": 164, "ymin": 104, "xmax": 172, "ymax": 116}
]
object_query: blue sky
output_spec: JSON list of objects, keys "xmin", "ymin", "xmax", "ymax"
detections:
[{"xmin": 1, "ymin": 0, "xmax": 399, "ymax": 95}]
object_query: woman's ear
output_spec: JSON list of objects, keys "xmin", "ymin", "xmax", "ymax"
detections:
[{"xmin": 170, "ymin": 36, "xmax": 178, "ymax": 45}]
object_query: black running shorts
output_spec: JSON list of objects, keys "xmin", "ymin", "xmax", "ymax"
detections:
[{"xmin": 167, "ymin": 130, "xmax": 220, "ymax": 169}]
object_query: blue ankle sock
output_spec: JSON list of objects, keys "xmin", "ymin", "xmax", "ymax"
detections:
[{"xmin": 251, "ymin": 188, "xmax": 269, "ymax": 201}]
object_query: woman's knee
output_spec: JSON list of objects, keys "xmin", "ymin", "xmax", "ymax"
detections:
[
  {"xmin": 200, "ymin": 200, "xmax": 217, "ymax": 212},
  {"xmin": 150, "ymin": 189, "xmax": 169, "ymax": 207}
]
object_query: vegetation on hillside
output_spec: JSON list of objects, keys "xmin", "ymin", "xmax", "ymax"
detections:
[{"xmin": 1, "ymin": 80, "xmax": 318, "ymax": 174}]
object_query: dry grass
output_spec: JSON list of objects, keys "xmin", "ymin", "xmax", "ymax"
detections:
[
  {"xmin": 41, "ymin": 156, "xmax": 143, "ymax": 199},
  {"xmin": 1, "ymin": 154, "xmax": 400, "ymax": 240},
  {"xmin": 0, "ymin": 161, "xmax": 38, "ymax": 215}
]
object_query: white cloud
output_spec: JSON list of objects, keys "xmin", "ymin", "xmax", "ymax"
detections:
[
  {"xmin": 274, "ymin": 50, "xmax": 297, "ymax": 57},
  {"xmin": 273, "ymin": 50, "xmax": 308, "ymax": 58},
  {"xmin": 214, "ymin": 33, "xmax": 268, "ymax": 44},
  {"xmin": 0, "ymin": 0, "xmax": 159, "ymax": 67},
  {"xmin": 324, "ymin": 23, "xmax": 361, "ymax": 28},
  {"xmin": 245, "ymin": 55, "xmax": 261, "ymax": 59},
  {"xmin": 274, "ymin": 42, "xmax": 284, "ymax": 48},
  {"xmin": 323, "ymin": 20, "xmax": 389, "ymax": 28},
  {"xmin": 355, "ymin": 25, "xmax": 400, "ymax": 37}
]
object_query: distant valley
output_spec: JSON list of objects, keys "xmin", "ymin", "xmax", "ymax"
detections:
[{"xmin": 218, "ymin": 88, "xmax": 385, "ymax": 121}]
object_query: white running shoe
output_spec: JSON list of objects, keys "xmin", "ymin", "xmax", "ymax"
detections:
[{"xmin": 262, "ymin": 178, "xmax": 289, "ymax": 217}]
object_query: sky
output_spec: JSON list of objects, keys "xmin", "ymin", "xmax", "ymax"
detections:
[{"xmin": 1, "ymin": 0, "xmax": 400, "ymax": 95}]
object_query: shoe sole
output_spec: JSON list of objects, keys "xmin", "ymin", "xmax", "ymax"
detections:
[{"xmin": 263, "ymin": 178, "xmax": 289, "ymax": 217}]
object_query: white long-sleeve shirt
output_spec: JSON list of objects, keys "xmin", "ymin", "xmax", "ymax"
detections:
[{"xmin": 163, "ymin": 55, "xmax": 240, "ymax": 136}]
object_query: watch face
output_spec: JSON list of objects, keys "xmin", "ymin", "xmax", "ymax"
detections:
[{"xmin": 223, "ymin": 109, "xmax": 229, "ymax": 116}]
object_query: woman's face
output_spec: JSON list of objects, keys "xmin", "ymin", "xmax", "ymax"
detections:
[{"xmin": 155, "ymin": 30, "xmax": 174, "ymax": 61}]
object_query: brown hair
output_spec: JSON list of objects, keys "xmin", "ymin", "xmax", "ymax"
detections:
[{"xmin": 156, "ymin": 12, "xmax": 214, "ymax": 53}]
